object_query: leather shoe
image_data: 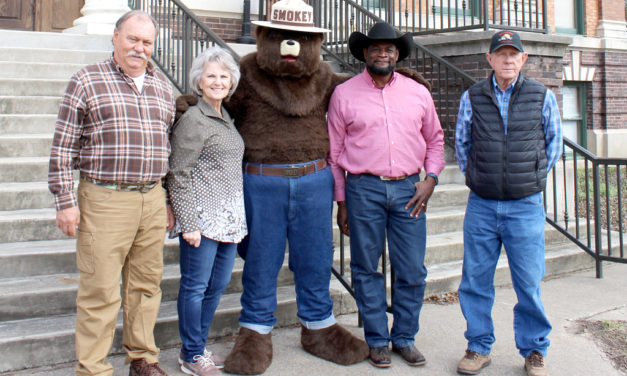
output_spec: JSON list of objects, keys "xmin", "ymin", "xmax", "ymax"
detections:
[
  {"xmin": 392, "ymin": 344, "xmax": 426, "ymax": 366},
  {"xmin": 129, "ymin": 359, "xmax": 167, "ymax": 376},
  {"xmin": 368, "ymin": 346, "xmax": 391, "ymax": 368}
]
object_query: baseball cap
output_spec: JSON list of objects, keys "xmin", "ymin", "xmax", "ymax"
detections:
[{"xmin": 489, "ymin": 31, "xmax": 524, "ymax": 53}]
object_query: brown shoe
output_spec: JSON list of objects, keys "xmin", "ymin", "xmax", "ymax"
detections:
[
  {"xmin": 392, "ymin": 344, "xmax": 426, "ymax": 366},
  {"xmin": 525, "ymin": 351, "xmax": 548, "ymax": 376},
  {"xmin": 457, "ymin": 350, "xmax": 491, "ymax": 375},
  {"xmin": 129, "ymin": 359, "xmax": 167, "ymax": 376},
  {"xmin": 368, "ymin": 346, "xmax": 392, "ymax": 368}
]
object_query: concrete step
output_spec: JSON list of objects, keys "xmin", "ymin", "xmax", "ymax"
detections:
[
  {"xmin": 0, "ymin": 134, "xmax": 52, "ymax": 158},
  {"xmin": 0, "ymin": 238, "xmax": 181, "ymax": 279},
  {"xmin": 0, "ymin": 29, "xmax": 112, "ymax": 51},
  {"xmin": 0, "ymin": 255, "xmax": 297, "ymax": 322},
  {"xmin": 0, "ymin": 208, "xmax": 66, "ymax": 243},
  {"xmin": 0, "ymin": 96, "xmax": 61, "ymax": 115},
  {"xmin": 0, "ymin": 62, "xmax": 85, "ymax": 80},
  {"xmin": 0, "ymin": 182, "xmax": 53, "ymax": 210},
  {"xmin": 0, "ymin": 284, "xmax": 321, "ymax": 373},
  {"xmin": 0, "ymin": 156, "xmax": 51, "ymax": 183},
  {"xmin": 0, "ymin": 47, "xmax": 110, "ymax": 65},
  {"xmin": 0, "ymin": 78, "xmax": 69, "ymax": 97},
  {"xmin": 0, "ymin": 242, "xmax": 593, "ymax": 373},
  {"xmin": 0, "ymin": 115, "xmax": 56, "ymax": 135}
]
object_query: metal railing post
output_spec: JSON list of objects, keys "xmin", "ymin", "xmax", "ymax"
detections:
[{"xmin": 592, "ymin": 162, "xmax": 603, "ymax": 278}]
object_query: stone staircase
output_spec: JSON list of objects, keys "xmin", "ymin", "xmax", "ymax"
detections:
[{"xmin": 0, "ymin": 29, "xmax": 594, "ymax": 374}]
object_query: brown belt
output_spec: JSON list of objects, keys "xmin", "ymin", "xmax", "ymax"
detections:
[
  {"xmin": 243, "ymin": 160, "xmax": 327, "ymax": 178},
  {"xmin": 80, "ymin": 175, "xmax": 159, "ymax": 193}
]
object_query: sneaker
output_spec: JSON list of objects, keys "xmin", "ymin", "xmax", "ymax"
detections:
[
  {"xmin": 181, "ymin": 354, "xmax": 221, "ymax": 376},
  {"xmin": 392, "ymin": 344, "xmax": 426, "ymax": 366},
  {"xmin": 179, "ymin": 349, "xmax": 225, "ymax": 369},
  {"xmin": 457, "ymin": 350, "xmax": 491, "ymax": 375},
  {"xmin": 368, "ymin": 346, "xmax": 392, "ymax": 368},
  {"xmin": 129, "ymin": 359, "xmax": 167, "ymax": 376},
  {"xmin": 525, "ymin": 351, "xmax": 548, "ymax": 376}
]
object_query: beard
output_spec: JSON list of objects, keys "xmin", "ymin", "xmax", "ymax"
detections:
[{"xmin": 366, "ymin": 61, "xmax": 395, "ymax": 76}]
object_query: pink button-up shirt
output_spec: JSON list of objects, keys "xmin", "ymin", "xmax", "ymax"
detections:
[{"xmin": 328, "ymin": 70, "xmax": 445, "ymax": 201}]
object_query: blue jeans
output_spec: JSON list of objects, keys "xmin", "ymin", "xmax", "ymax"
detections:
[
  {"xmin": 345, "ymin": 173, "xmax": 427, "ymax": 348},
  {"xmin": 458, "ymin": 191, "xmax": 552, "ymax": 358},
  {"xmin": 178, "ymin": 235, "xmax": 237, "ymax": 363},
  {"xmin": 238, "ymin": 161, "xmax": 336, "ymax": 331}
]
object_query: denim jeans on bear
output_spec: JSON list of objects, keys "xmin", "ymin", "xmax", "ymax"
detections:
[
  {"xmin": 345, "ymin": 173, "xmax": 427, "ymax": 348},
  {"xmin": 178, "ymin": 236, "xmax": 236, "ymax": 363},
  {"xmin": 458, "ymin": 191, "xmax": 552, "ymax": 358},
  {"xmin": 238, "ymin": 162, "xmax": 335, "ymax": 332}
]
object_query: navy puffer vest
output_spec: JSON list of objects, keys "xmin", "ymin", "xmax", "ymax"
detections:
[{"xmin": 466, "ymin": 74, "xmax": 547, "ymax": 200}]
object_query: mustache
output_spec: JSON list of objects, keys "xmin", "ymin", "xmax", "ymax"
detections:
[{"xmin": 126, "ymin": 51, "xmax": 148, "ymax": 60}]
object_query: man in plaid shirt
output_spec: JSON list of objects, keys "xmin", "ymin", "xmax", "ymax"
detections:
[{"xmin": 48, "ymin": 10, "xmax": 175, "ymax": 376}]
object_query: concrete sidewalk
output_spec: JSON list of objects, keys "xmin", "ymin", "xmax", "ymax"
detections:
[{"xmin": 14, "ymin": 263, "xmax": 627, "ymax": 376}]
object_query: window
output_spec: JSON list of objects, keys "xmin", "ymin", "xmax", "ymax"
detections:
[
  {"xmin": 562, "ymin": 82, "xmax": 587, "ymax": 148},
  {"xmin": 555, "ymin": 0, "xmax": 584, "ymax": 34}
]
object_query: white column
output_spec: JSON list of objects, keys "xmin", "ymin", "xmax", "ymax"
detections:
[{"xmin": 64, "ymin": 0, "xmax": 130, "ymax": 35}]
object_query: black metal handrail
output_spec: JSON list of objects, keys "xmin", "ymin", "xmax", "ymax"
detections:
[
  {"xmin": 128, "ymin": 0, "xmax": 239, "ymax": 94},
  {"xmin": 260, "ymin": 0, "xmax": 549, "ymax": 35},
  {"xmin": 545, "ymin": 138, "xmax": 627, "ymax": 278}
]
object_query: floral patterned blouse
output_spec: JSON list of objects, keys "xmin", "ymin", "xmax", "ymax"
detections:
[{"xmin": 166, "ymin": 98, "xmax": 247, "ymax": 243}]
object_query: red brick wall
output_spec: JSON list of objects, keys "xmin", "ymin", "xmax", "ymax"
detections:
[
  {"xmin": 198, "ymin": 16, "xmax": 243, "ymax": 43},
  {"xmin": 584, "ymin": 0, "xmax": 599, "ymax": 37},
  {"xmin": 563, "ymin": 50, "xmax": 627, "ymax": 131}
]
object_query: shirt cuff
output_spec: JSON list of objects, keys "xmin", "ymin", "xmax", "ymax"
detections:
[
  {"xmin": 426, "ymin": 173, "xmax": 439, "ymax": 185},
  {"xmin": 54, "ymin": 192, "xmax": 78, "ymax": 211}
]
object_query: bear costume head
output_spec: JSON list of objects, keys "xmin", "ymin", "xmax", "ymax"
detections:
[{"xmin": 251, "ymin": 0, "xmax": 329, "ymax": 78}]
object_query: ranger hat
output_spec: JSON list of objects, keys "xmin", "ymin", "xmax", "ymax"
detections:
[{"xmin": 252, "ymin": 0, "xmax": 330, "ymax": 33}]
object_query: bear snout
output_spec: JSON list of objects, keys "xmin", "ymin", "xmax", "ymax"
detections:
[{"xmin": 280, "ymin": 39, "xmax": 300, "ymax": 59}]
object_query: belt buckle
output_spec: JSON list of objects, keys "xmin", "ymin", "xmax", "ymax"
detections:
[
  {"xmin": 379, "ymin": 176, "xmax": 393, "ymax": 181},
  {"xmin": 283, "ymin": 167, "xmax": 300, "ymax": 178}
]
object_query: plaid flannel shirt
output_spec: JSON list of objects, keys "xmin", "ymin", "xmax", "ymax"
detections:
[{"xmin": 48, "ymin": 56, "xmax": 175, "ymax": 210}]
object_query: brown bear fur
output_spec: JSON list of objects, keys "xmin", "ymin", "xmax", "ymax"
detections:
[
  {"xmin": 223, "ymin": 26, "xmax": 346, "ymax": 164},
  {"xmin": 301, "ymin": 323, "xmax": 369, "ymax": 365},
  {"xmin": 223, "ymin": 327, "xmax": 273, "ymax": 375}
]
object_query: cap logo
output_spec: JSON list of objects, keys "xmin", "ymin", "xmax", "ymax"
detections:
[
  {"xmin": 272, "ymin": 9, "xmax": 313, "ymax": 26},
  {"xmin": 499, "ymin": 32, "xmax": 513, "ymax": 41}
]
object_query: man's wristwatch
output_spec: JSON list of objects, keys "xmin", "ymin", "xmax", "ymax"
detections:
[{"xmin": 426, "ymin": 173, "xmax": 439, "ymax": 185}]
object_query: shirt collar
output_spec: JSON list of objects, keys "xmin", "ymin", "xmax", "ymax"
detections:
[
  {"xmin": 197, "ymin": 96, "xmax": 232, "ymax": 123},
  {"xmin": 360, "ymin": 68, "xmax": 398, "ymax": 89},
  {"xmin": 109, "ymin": 54, "xmax": 155, "ymax": 77},
  {"xmin": 491, "ymin": 73, "xmax": 518, "ymax": 94}
]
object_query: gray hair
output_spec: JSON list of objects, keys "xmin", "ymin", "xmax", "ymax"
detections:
[
  {"xmin": 189, "ymin": 46, "xmax": 240, "ymax": 100},
  {"xmin": 115, "ymin": 10, "xmax": 159, "ymax": 36}
]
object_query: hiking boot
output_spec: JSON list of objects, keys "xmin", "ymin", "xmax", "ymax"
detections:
[
  {"xmin": 368, "ymin": 346, "xmax": 392, "ymax": 368},
  {"xmin": 178, "ymin": 349, "xmax": 225, "ymax": 369},
  {"xmin": 392, "ymin": 344, "xmax": 426, "ymax": 366},
  {"xmin": 457, "ymin": 350, "xmax": 491, "ymax": 375},
  {"xmin": 525, "ymin": 351, "xmax": 548, "ymax": 376},
  {"xmin": 181, "ymin": 354, "xmax": 222, "ymax": 376},
  {"xmin": 129, "ymin": 359, "xmax": 167, "ymax": 376}
]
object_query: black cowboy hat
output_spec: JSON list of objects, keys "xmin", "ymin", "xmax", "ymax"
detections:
[{"xmin": 348, "ymin": 22, "xmax": 413, "ymax": 62}]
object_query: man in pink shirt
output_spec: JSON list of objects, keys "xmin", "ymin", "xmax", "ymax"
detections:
[{"xmin": 327, "ymin": 22, "xmax": 445, "ymax": 368}]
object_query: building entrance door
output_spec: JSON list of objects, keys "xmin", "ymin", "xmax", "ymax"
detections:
[{"xmin": 0, "ymin": 0, "xmax": 84, "ymax": 32}]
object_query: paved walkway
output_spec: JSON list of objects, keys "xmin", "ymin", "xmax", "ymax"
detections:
[{"xmin": 14, "ymin": 263, "xmax": 627, "ymax": 376}]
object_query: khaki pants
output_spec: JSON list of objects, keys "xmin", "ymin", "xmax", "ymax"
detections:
[{"xmin": 74, "ymin": 181, "xmax": 167, "ymax": 376}]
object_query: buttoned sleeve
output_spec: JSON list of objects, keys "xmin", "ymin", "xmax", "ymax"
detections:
[
  {"xmin": 48, "ymin": 74, "xmax": 87, "ymax": 210},
  {"xmin": 166, "ymin": 109, "xmax": 207, "ymax": 233},
  {"xmin": 419, "ymin": 86, "xmax": 446, "ymax": 177},
  {"xmin": 455, "ymin": 90, "xmax": 473, "ymax": 175},
  {"xmin": 327, "ymin": 87, "xmax": 348, "ymax": 202},
  {"xmin": 542, "ymin": 89, "xmax": 563, "ymax": 172}
]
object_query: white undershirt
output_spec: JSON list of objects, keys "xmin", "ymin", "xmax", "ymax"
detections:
[{"xmin": 131, "ymin": 73, "xmax": 146, "ymax": 92}]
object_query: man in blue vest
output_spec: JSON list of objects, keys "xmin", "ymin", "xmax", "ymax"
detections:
[{"xmin": 454, "ymin": 31, "xmax": 563, "ymax": 376}]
